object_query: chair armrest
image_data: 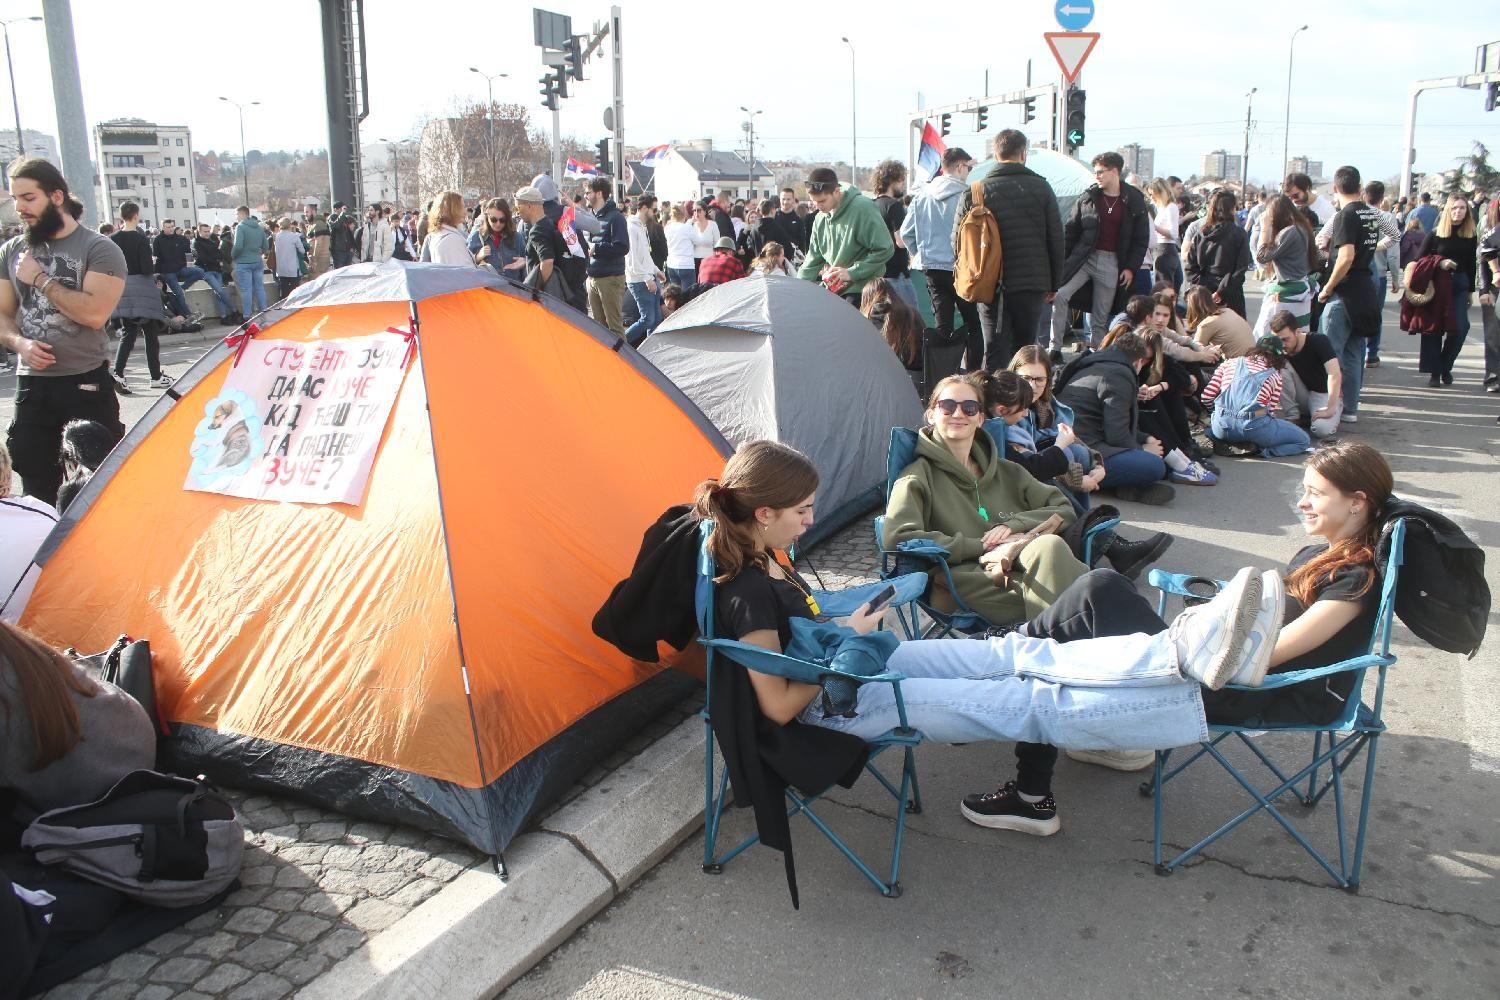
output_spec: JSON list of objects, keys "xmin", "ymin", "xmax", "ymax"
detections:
[
  {"xmin": 700, "ymin": 637, "xmax": 908, "ymax": 688},
  {"xmin": 813, "ymin": 573, "xmax": 927, "ymax": 616},
  {"xmin": 1220, "ymin": 653, "xmax": 1395, "ymax": 691},
  {"xmin": 1148, "ymin": 568, "xmax": 1227, "ymax": 600}
]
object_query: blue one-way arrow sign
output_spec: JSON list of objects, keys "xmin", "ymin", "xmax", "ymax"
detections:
[{"xmin": 1055, "ymin": 0, "xmax": 1095, "ymax": 31}]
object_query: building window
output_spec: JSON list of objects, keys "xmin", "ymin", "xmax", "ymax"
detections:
[
  {"xmin": 175, "ymin": 138, "xmax": 183, "ymax": 146},
  {"xmin": 164, "ymin": 178, "xmax": 172, "ymax": 187},
  {"xmin": 167, "ymin": 199, "xmax": 174, "ymax": 208},
  {"xmin": 161, "ymin": 138, "xmax": 169, "ymax": 146},
  {"xmin": 112, "ymin": 176, "xmax": 129, "ymax": 190},
  {"xmin": 177, "ymin": 157, "xmax": 184, "ymax": 166},
  {"xmin": 163, "ymin": 157, "xmax": 171, "ymax": 167},
  {"xmin": 180, "ymin": 178, "xmax": 187, "ymax": 188}
]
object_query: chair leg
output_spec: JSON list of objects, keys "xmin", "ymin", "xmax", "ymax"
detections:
[
  {"xmin": 1152, "ymin": 750, "xmax": 1170, "ymax": 875},
  {"xmin": 1347, "ymin": 732, "xmax": 1381, "ymax": 893},
  {"xmin": 904, "ymin": 746, "xmax": 923, "ymax": 815},
  {"xmin": 703, "ymin": 726, "xmax": 731, "ymax": 873},
  {"xmin": 1304, "ymin": 730, "xmax": 1323, "ymax": 806}
]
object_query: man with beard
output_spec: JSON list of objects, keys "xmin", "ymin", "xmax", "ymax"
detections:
[{"xmin": 0, "ymin": 159, "xmax": 127, "ymax": 504}]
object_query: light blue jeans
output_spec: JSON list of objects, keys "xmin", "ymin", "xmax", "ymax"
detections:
[
  {"xmin": 1320, "ymin": 297, "xmax": 1364, "ymax": 415},
  {"xmin": 1213, "ymin": 411, "xmax": 1311, "ymax": 457},
  {"xmin": 625, "ymin": 281, "xmax": 661, "ymax": 344},
  {"xmin": 800, "ymin": 631, "xmax": 1208, "ymax": 751},
  {"xmin": 197, "ymin": 270, "xmax": 234, "ymax": 318},
  {"xmin": 233, "ymin": 263, "xmax": 267, "ymax": 314}
]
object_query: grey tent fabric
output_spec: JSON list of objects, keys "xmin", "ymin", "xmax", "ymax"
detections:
[
  {"xmin": 280, "ymin": 260, "xmax": 514, "ymax": 309},
  {"xmin": 966, "ymin": 148, "xmax": 1094, "ymax": 224},
  {"xmin": 642, "ymin": 274, "xmax": 923, "ymax": 545}
]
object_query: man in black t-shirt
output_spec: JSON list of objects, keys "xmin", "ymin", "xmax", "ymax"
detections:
[
  {"xmin": 1271, "ymin": 309, "xmax": 1342, "ymax": 439},
  {"xmin": 1316, "ymin": 165, "xmax": 1381, "ymax": 425},
  {"xmin": 516, "ymin": 186, "xmax": 575, "ymax": 310},
  {"xmin": 871, "ymin": 159, "xmax": 917, "ymax": 308}
]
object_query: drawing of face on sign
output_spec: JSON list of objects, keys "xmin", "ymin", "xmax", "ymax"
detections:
[{"xmin": 187, "ymin": 389, "xmax": 263, "ymax": 488}]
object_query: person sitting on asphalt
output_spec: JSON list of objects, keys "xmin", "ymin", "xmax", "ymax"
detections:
[
  {"xmin": 698, "ymin": 236, "xmax": 747, "ymax": 287},
  {"xmin": 1186, "ymin": 284, "xmax": 1256, "ymax": 360},
  {"xmin": 978, "ymin": 369, "xmax": 1174, "ymax": 580},
  {"xmin": 0, "ymin": 619, "xmax": 156, "ymax": 813},
  {"xmin": 1102, "ymin": 325, "xmax": 1217, "ymax": 485},
  {"xmin": 1269, "ymin": 309, "xmax": 1344, "ymax": 440},
  {"xmin": 1053, "ymin": 331, "xmax": 1175, "ymax": 505},
  {"xmin": 882, "ymin": 373, "xmax": 1086, "ymax": 626},
  {"xmin": 859, "ymin": 278, "xmax": 924, "ymax": 375},
  {"xmin": 699, "ymin": 437, "xmax": 1391, "ymax": 838},
  {"xmin": 1202, "ymin": 333, "xmax": 1314, "ymax": 459}
]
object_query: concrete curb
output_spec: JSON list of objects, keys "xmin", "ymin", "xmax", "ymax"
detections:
[{"xmin": 298, "ymin": 715, "xmax": 710, "ymax": 999}]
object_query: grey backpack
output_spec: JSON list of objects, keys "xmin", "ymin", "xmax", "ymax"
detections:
[{"xmin": 22, "ymin": 770, "xmax": 244, "ymax": 907}]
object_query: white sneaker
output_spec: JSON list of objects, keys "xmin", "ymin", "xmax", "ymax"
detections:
[
  {"xmin": 1339, "ymin": 413, "xmax": 1358, "ymax": 424},
  {"xmin": 1227, "ymin": 571, "xmax": 1285, "ymax": 687},
  {"xmin": 1065, "ymin": 748, "xmax": 1156, "ymax": 772},
  {"xmin": 150, "ymin": 375, "xmax": 175, "ymax": 389},
  {"xmin": 1168, "ymin": 567, "xmax": 1262, "ymax": 691}
]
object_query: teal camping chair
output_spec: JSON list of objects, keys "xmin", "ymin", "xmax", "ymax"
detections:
[
  {"xmin": 1141, "ymin": 517, "xmax": 1408, "ymax": 892},
  {"xmin": 875, "ymin": 425, "xmax": 1119, "ymax": 639},
  {"xmin": 696, "ymin": 521, "xmax": 928, "ymax": 898}
]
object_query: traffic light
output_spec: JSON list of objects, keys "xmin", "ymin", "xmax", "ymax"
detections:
[
  {"xmin": 975, "ymin": 105, "xmax": 988, "ymax": 131},
  {"xmin": 1065, "ymin": 87, "xmax": 1086, "ymax": 150},
  {"xmin": 596, "ymin": 138, "xmax": 612, "ymax": 178},
  {"xmin": 554, "ymin": 67, "xmax": 570, "ymax": 99},
  {"xmin": 1487, "ymin": 81, "xmax": 1498, "ymax": 113},
  {"xmin": 539, "ymin": 73, "xmax": 558, "ymax": 112},
  {"xmin": 564, "ymin": 34, "xmax": 584, "ymax": 81},
  {"xmin": 1022, "ymin": 96, "xmax": 1037, "ymax": 124},
  {"xmin": 940, "ymin": 113, "xmax": 951, "ymax": 138}
]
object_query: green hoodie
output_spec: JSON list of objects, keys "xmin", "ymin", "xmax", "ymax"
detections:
[
  {"xmin": 883, "ymin": 427, "xmax": 1082, "ymax": 623},
  {"xmin": 796, "ymin": 183, "xmax": 894, "ymax": 294}
]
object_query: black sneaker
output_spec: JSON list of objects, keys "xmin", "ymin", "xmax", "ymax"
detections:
[
  {"xmin": 1105, "ymin": 531, "xmax": 1174, "ymax": 581},
  {"xmin": 1048, "ymin": 348, "xmax": 1065, "ymax": 367},
  {"xmin": 1211, "ymin": 438, "xmax": 1258, "ymax": 458},
  {"xmin": 1111, "ymin": 482, "xmax": 1176, "ymax": 506},
  {"xmin": 960, "ymin": 781, "xmax": 1060, "ymax": 836}
]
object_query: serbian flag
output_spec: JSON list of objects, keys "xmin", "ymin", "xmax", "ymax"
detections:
[
  {"xmin": 565, "ymin": 157, "xmax": 600, "ymax": 179},
  {"xmin": 640, "ymin": 143, "xmax": 671, "ymax": 164},
  {"xmin": 918, "ymin": 122, "xmax": 947, "ymax": 181}
]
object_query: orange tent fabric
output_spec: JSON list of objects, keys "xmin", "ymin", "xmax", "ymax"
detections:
[{"xmin": 22, "ymin": 265, "xmax": 728, "ymax": 854}]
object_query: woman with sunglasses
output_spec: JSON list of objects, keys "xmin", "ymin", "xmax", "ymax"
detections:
[
  {"xmin": 468, "ymin": 198, "xmax": 525, "ymax": 276},
  {"xmin": 883, "ymin": 374, "xmax": 1086, "ymax": 627},
  {"xmin": 689, "ymin": 202, "xmax": 717, "ymax": 267}
]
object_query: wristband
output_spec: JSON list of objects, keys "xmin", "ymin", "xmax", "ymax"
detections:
[{"xmin": 37, "ymin": 276, "xmax": 56, "ymax": 295}]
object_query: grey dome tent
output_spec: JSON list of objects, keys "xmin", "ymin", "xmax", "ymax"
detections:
[{"xmin": 640, "ymin": 274, "xmax": 924, "ymax": 546}]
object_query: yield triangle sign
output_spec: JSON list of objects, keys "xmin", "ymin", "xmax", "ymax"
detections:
[{"xmin": 1044, "ymin": 31, "xmax": 1100, "ymax": 84}]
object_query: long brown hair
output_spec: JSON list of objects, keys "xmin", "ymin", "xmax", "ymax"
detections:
[
  {"xmin": 859, "ymin": 278, "xmax": 922, "ymax": 368},
  {"xmin": 0, "ymin": 621, "xmax": 99, "ymax": 771},
  {"xmin": 693, "ymin": 441, "xmax": 819, "ymax": 583},
  {"xmin": 477, "ymin": 197, "xmax": 514, "ymax": 241},
  {"xmin": 1184, "ymin": 285, "xmax": 1222, "ymax": 331},
  {"xmin": 1265, "ymin": 194, "xmax": 1319, "ymax": 272},
  {"xmin": 1285, "ymin": 442, "xmax": 1392, "ymax": 607},
  {"xmin": 1203, "ymin": 189, "xmax": 1236, "ymax": 230},
  {"xmin": 1009, "ymin": 344, "xmax": 1055, "ymax": 426}
]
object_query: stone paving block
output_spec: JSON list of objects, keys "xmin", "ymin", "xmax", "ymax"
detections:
[
  {"xmin": 223, "ymin": 905, "xmax": 278, "ymax": 935},
  {"xmin": 182, "ymin": 930, "xmax": 240, "ymax": 959},
  {"xmin": 315, "ymin": 926, "xmax": 365, "ymax": 961},
  {"xmin": 141, "ymin": 930, "xmax": 191, "ymax": 955},
  {"xmin": 234, "ymin": 935, "xmax": 299, "ymax": 970},
  {"xmin": 384, "ymin": 876, "xmax": 443, "ymax": 911},
  {"xmin": 259, "ymin": 889, "xmax": 308, "ymax": 911},
  {"xmin": 343, "ymin": 896, "xmax": 404, "ymax": 933},
  {"xmin": 228, "ymin": 972, "xmax": 293, "ymax": 1000},
  {"xmin": 192, "ymin": 962, "xmax": 253, "ymax": 993},
  {"xmin": 148, "ymin": 955, "xmax": 210, "ymax": 984},
  {"xmin": 304, "ymin": 821, "xmax": 347, "ymax": 842},
  {"xmin": 133, "ymin": 987, "xmax": 175, "ymax": 1000},
  {"xmin": 299, "ymin": 832, "xmax": 613, "ymax": 1000},
  {"xmin": 104, "ymin": 952, "xmax": 157, "ymax": 979},
  {"xmin": 276, "ymin": 911, "xmax": 333, "ymax": 943},
  {"xmin": 279, "ymin": 954, "xmax": 332, "ymax": 987}
]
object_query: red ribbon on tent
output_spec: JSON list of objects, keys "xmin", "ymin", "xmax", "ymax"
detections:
[
  {"xmin": 387, "ymin": 326, "xmax": 419, "ymax": 369},
  {"xmin": 225, "ymin": 323, "xmax": 261, "ymax": 368}
]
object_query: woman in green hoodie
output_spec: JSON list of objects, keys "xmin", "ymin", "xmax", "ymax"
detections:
[{"xmin": 883, "ymin": 373, "xmax": 1087, "ymax": 625}]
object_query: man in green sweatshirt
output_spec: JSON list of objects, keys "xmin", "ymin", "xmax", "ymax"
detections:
[{"xmin": 796, "ymin": 166, "xmax": 894, "ymax": 304}]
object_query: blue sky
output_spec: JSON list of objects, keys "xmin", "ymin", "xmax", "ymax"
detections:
[{"xmin": 6, "ymin": 0, "xmax": 1496, "ymax": 185}]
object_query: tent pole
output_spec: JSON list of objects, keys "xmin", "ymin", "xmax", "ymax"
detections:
[{"xmin": 492, "ymin": 853, "xmax": 509, "ymax": 881}]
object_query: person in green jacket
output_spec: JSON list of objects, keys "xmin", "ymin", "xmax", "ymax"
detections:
[
  {"xmin": 883, "ymin": 372, "xmax": 1087, "ymax": 625},
  {"xmin": 796, "ymin": 166, "xmax": 894, "ymax": 304}
]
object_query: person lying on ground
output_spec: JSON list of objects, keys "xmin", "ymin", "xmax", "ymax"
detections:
[
  {"xmin": 703, "ymin": 438, "xmax": 1392, "ymax": 836},
  {"xmin": 882, "ymin": 374, "xmax": 1086, "ymax": 625},
  {"xmin": 0, "ymin": 620, "xmax": 156, "ymax": 812}
]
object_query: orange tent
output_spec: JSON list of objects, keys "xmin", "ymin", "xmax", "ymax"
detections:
[{"xmin": 22, "ymin": 263, "xmax": 728, "ymax": 857}]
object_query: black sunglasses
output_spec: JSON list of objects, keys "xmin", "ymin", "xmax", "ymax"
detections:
[
  {"xmin": 935, "ymin": 398, "xmax": 982, "ymax": 417},
  {"xmin": 807, "ymin": 181, "xmax": 838, "ymax": 194}
]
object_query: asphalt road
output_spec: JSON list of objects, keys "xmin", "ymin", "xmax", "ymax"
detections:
[{"xmin": 507, "ymin": 291, "xmax": 1500, "ymax": 1000}]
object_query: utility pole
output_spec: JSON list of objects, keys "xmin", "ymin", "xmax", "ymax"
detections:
[
  {"xmin": 610, "ymin": 5, "xmax": 624, "ymax": 204},
  {"xmin": 841, "ymin": 36, "xmax": 856, "ymax": 187},
  {"xmin": 1399, "ymin": 65, "xmax": 1500, "ymax": 200},
  {"xmin": 1, "ymin": 16, "xmax": 41, "ymax": 158},
  {"xmin": 1282, "ymin": 24, "xmax": 1307, "ymax": 182},
  {"xmin": 41, "ymin": 0, "xmax": 97, "ymax": 224},
  {"xmin": 378, "ymin": 137, "xmax": 412, "ymax": 206},
  {"xmin": 1241, "ymin": 87, "xmax": 1256, "ymax": 203},
  {"xmin": 219, "ymin": 96, "xmax": 258, "ymax": 208},
  {"xmin": 740, "ymin": 107, "xmax": 761, "ymax": 201}
]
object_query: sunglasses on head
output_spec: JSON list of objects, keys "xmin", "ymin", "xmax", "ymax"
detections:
[
  {"xmin": 934, "ymin": 398, "xmax": 982, "ymax": 416},
  {"xmin": 807, "ymin": 181, "xmax": 838, "ymax": 194}
]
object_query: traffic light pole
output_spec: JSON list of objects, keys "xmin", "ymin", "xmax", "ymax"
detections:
[
  {"xmin": 610, "ymin": 6, "xmax": 624, "ymax": 203},
  {"xmin": 1398, "ymin": 70, "xmax": 1500, "ymax": 200}
]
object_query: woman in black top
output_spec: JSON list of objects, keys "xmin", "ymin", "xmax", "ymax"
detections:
[
  {"xmin": 1185, "ymin": 191, "xmax": 1253, "ymax": 319},
  {"xmin": 107, "ymin": 202, "xmax": 170, "ymax": 389},
  {"xmin": 1416, "ymin": 196, "xmax": 1479, "ymax": 386}
]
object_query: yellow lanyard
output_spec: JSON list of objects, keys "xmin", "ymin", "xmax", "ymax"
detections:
[{"xmin": 772, "ymin": 553, "xmax": 821, "ymax": 617}]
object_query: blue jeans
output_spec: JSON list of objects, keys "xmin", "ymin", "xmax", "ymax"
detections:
[
  {"xmin": 197, "ymin": 270, "xmax": 233, "ymax": 317},
  {"xmin": 1100, "ymin": 447, "xmax": 1167, "ymax": 487},
  {"xmin": 1367, "ymin": 273, "xmax": 1386, "ymax": 360},
  {"xmin": 160, "ymin": 266, "xmax": 206, "ymax": 317},
  {"xmin": 1320, "ymin": 297, "xmax": 1364, "ymax": 414},
  {"xmin": 1213, "ymin": 411, "xmax": 1310, "ymax": 457},
  {"xmin": 801, "ymin": 630, "xmax": 1207, "ymax": 751},
  {"xmin": 233, "ymin": 263, "xmax": 267, "ymax": 314},
  {"xmin": 625, "ymin": 281, "xmax": 661, "ymax": 345},
  {"xmin": 666, "ymin": 266, "xmax": 697, "ymax": 289}
]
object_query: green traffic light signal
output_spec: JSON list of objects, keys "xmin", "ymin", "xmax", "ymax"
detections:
[{"xmin": 1067, "ymin": 128, "xmax": 1085, "ymax": 146}]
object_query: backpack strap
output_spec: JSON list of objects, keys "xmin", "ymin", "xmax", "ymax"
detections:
[{"xmin": 971, "ymin": 181, "xmax": 986, "ymax": 207}]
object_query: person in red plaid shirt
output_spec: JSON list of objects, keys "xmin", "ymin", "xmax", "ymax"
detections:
[{"xmin": 697, "ymin": 236, "xmax": 746, "ymax": 286}]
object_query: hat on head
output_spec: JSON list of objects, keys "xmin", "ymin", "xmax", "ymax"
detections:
[
  {"xmin": 714, "ymin": 236, "xmax": 736, "ymax": 250},
  {"xmin": 514, "ymin": 186, "xmax": 545, "ymax": 205},
  {"xmin": 1255, "ymin": 334, "xmax": 1286, "ymax": 356}
]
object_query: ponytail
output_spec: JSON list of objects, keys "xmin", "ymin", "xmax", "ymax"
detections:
[{"xmin": 692, "ymin": 441, "xmax": 820, "ymax": 584}]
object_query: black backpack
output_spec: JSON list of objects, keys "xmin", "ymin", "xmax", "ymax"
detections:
[{"xmin": 1380, "ymin": 500, "xmax": 1489, "ymax": 658}]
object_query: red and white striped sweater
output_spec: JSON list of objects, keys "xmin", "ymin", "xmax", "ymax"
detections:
[{"xmin": 1201, "ymin": 355, "xmax": 1283, "ymax": 411}]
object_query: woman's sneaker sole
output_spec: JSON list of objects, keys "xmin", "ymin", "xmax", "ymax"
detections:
[
  {"xmin": 1065, "ymin": 748, "xmax": 1157, "ymax": 772},
  {"xmin": 959, "ymin": 801, "xmax": 1061, "ymax": 836}
]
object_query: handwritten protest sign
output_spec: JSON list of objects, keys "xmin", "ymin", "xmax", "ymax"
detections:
[{"xmin": 183, "ymin": 331, "xmax": 412, "ymax": 505}]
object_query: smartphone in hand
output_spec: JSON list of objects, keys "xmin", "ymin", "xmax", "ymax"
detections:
[{"xmin": 864, "ymin": 583, "xmax": 897, "ymax": 616}]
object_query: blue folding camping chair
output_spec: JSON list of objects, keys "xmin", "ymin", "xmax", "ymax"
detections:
[
  {"xmin": 1141, "ymin": 517, "xmax": 1408, "ymax": 892},
  {"xmin": 874, "ymin": 425, "xmax": 1119, "ymax": 640},
  {"xmin": 696, "ymin": 521, "xmax": 929, "ymax": 898}
]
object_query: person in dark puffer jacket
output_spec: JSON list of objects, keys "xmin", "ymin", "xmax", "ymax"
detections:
[
  {"xmin": 950, "ymin": 130, "xmax": 1064, "ymax": 370},
  {"xmin": 1185, "ymin": 190, "xmax": 1254, "ymax": 320}
]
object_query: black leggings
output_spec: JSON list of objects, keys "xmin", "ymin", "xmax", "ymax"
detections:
[
  {"xmin": 1008, "ymin": 568, "xmax": 1316, "ymax": 794},
  {"xmin": 115, "ymin": 320, "xmax": 163, "ymax": 380}
]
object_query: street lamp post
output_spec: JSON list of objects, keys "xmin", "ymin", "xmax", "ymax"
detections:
[
  {"xmin": 469, "ymin": 67, "xmax": 509, "ymax": 196},
  {"xmin": 739, "ymin": 106, "xmax": 762, "ymax": 201},
  {"xmin": 1241, "ymin": 87, "xmax": 1256, "ymax": 203},
  {"xmin": 840, "ymin": 36, "xmax": 856, "ymax": 188},
  {"xmin": 1282, "ymin": 24, "xmax": 1308, "ymax": 183},
  {"xmin": 1, "ymin": 16, "xmax": 42, "ymax": 159},
  {"xmin": 218, "ymin": 96, "xmax": 259, "ymax": 208},
  {"xmin": 377, "ymin": 136, "xmax": 413, "ymax": 208}
]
